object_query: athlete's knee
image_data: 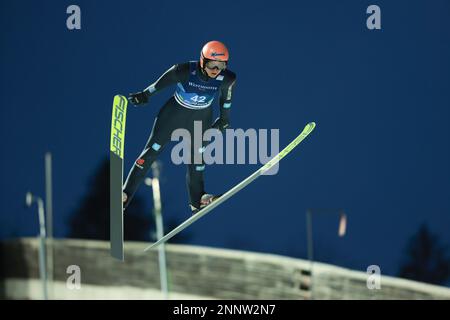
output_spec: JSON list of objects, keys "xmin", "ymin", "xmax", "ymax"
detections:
[
  {"xmin": 188, "ymin": 163, "xmax": 206, "ymax": 173},
  {"xmin": 134, "ymin": 143, "xmax": 162, "ymax": 170},
  {"xmin": 149, "ymin": 142, "xmax": 163, "ymax": 153},
  {"xmin": 189, "ymin": 146, "xmax": 206, "ymax": 166},
  {"xmin": 194, "ymin": 164, "xmax": 205, "ymax": 172}
]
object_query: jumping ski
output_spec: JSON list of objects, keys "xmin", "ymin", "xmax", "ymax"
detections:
[
  {"xmin": 110, "ymin": 95, "xmax": 128, "ymax": 260},
  {"xmin": 144, "ymin": 121, "xmax": 316, "ymax": 252}
]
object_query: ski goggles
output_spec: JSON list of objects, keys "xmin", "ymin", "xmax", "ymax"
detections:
[{"xmin": 205, "ymin": 60, "xmax": 227, "ymax": 71}]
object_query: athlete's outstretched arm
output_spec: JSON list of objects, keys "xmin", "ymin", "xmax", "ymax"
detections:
[
  {"xmin": 144, "ymin": 63, "xmax": 189, "ymax": 96},
  {"xmin": 128, "ymin": 63, "xmax": 189, "ymax": 105},
  {"xmin": 213, "ymin": 74, "xmax": 236, "ymax": 131}
]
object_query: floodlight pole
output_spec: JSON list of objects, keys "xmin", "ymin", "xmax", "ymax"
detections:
[
  {"xmin": 26, "ymin": 192, "xmax": 48, "ymax": 300},
  {"xmin": 145, "ymin": 161, "xmax": 169, "ymax": 299},
  {"xmin": 45, "ymin": 152, "xmax": 54, "ymax": 299}
]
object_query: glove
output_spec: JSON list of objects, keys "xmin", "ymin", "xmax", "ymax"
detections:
[
  {"xmin": 212, "ymin": 117, "xmax": 230, "ymax": 132},
  {"xmin": 128, "ymin": 90, "xmax": 150, "ymax": 106}
]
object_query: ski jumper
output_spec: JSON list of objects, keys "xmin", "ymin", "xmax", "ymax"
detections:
[{"xmin": 123, "ymin": 61, "xmax": 236, "ymax": 209}]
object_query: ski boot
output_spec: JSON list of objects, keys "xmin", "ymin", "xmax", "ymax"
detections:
[
  {"xmin": 190, "ymin": 193, "xmax": 222, "ymax": 215},
  {"xmin": 122, "ymin": 191, "xmax": 129, "ymax": 213}
]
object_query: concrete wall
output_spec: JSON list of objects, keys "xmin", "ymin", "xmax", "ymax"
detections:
[{"xmin": 1, "ymin": 238, "xmax": 449, "ymax": 300}]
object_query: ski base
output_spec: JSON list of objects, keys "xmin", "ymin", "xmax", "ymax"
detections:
[
  {"xmin": 144, "ymin": 122, "xmax": 316, "ymax": 252},
  {"xmin": 110, "ymin": 95, "xmax": 128, "ymax": 261}
]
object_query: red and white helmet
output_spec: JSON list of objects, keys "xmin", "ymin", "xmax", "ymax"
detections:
[{"xmin": 200, "ymin": 41, "xmax": 229, "ymax": 69}]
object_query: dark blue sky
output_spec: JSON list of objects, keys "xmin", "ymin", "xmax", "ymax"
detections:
[{"xmin": 1, "ymin": 0, "xmax": 449, "ymax": 281}]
